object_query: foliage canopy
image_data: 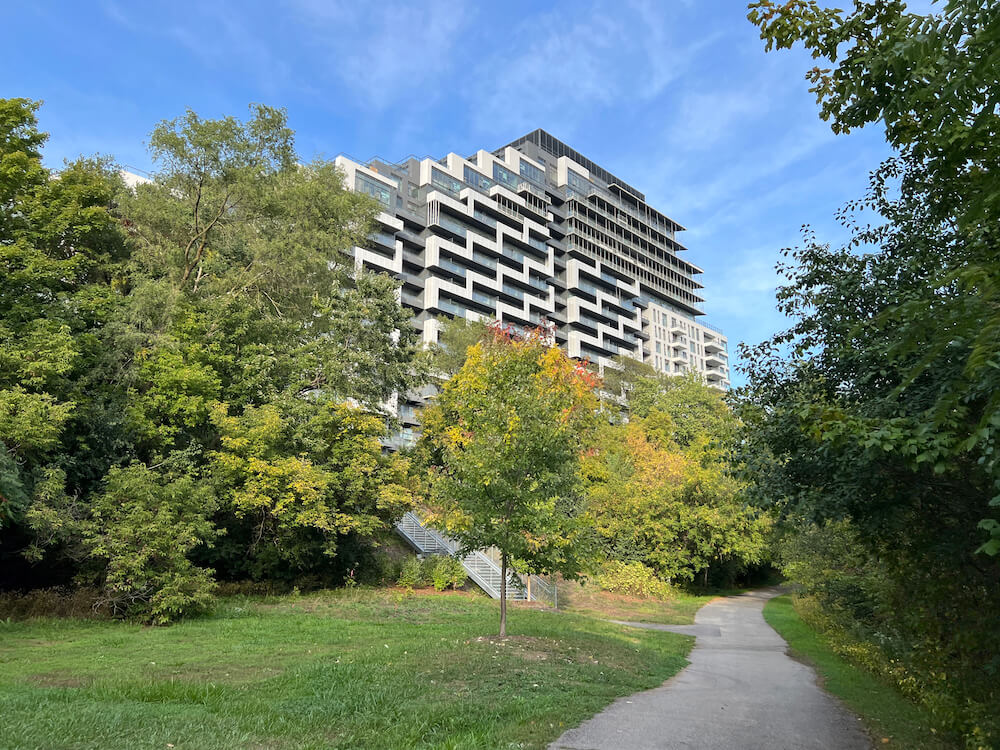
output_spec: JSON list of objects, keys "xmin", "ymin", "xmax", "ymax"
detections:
[
  {"xmin": 420, "ymin": 325, "xmax": 599, "ymax": 635},
  {"xmin": 0, "ymin": 100, "xmax": 425, "ymax": 620},
  {"xmin": 741, "ymin": 2, "xmax": 1000, "ymax": 743}
]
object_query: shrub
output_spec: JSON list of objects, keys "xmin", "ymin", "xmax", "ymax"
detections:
[
  {"xmin": 366, "ymin": 551, "xmax": 403, "ymax": 586},
  {"xmin": 431, "ymin": 556, "xmax": 467, "ymax": 591},
  {"xmin": 397, "ymin": 557, "xmax": 425, "ymax": 590},
  {"xmin": 419, "ymin": 555, "xmax": 439, "ymax": 585},
  {"xmin": 597, "ymin": 561, "xmax": 674, "ymax": 599},
  {"xmin": 84, "ymin": 465, "xmax": 219, "ymax": 624}
]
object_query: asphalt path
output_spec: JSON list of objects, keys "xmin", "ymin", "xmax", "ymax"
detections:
[{"xmin": 550, "ymin": 589, "xmax": 871, "ymax": 750}]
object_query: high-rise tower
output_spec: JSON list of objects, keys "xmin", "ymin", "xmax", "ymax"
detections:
[{"xmin": 335, "ymin": 129, "xmax": 731, "ymax": 433}]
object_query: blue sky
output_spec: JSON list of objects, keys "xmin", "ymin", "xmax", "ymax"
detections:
[{"xmin": 3, "ymin": 1, "xmax": 897, "ymax": 386}]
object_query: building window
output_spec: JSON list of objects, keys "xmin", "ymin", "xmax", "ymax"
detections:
[
  {"xmin": 464, "ymin": 165, "xmax": 494, "ymax": 191},
  {"xmin": 355, "ymin": 173, "xmax": 391, "ymax": 208},
  {"xmin": 567, "ymin": 169, "xmax": 590, "ymax": 193},
  {"xmin": 492, "ymin": 163, "xmax": 519, "ymax": 189},
  {"xmin": 519, "ymin": 159, "xmax": 544, "ymax": 185},
  {"xmin": 431, "ymin": 168, "xmax": 462, "ymax": 196}
]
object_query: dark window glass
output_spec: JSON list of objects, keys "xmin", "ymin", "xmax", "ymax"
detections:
[
  {"xmin": 355, "ymin": 173, "xmax": 392, "ymax": 207},
  {"xmin": 431, "ymin": 168, "xmax": 463, "ymax": 196},
  {"xmin": 463, "ymin": 165, "xmax": 495, "ymax": 191},
  {"xmin": 492, "ymin": 163, "xmax": 519, "ymax": 189},
  {"xmin": 519, "ymin": 159, "xmax": 545, "ymax": 185}
]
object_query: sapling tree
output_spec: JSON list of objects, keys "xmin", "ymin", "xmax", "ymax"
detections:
[{"xmin": 420, "ymin": 325, "xmax": 599, "ymax": 635}]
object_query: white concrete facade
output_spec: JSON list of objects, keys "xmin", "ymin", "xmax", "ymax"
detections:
[{"xmin": 334, "ymin": 129, "xmax": 730, "ymax": 397}]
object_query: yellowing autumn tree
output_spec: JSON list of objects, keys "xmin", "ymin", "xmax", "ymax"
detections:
[
  {"xmin": 420, "ymin": 325, "xmax": 600, "ymax": 635},
  {"xmin": 585, "ymin": 380, "xmax": 769, "ymax": 588}
]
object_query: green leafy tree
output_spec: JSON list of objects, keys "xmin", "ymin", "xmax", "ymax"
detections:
[
  {"xmin": 420, "ymin": 326, "xmax": 600, "ymax": 635},
  {"xmin": 428, "ymin": 315, "xmax": 491, "ymax": 376},
  {"xmin": 111, "ymin": 105, "xmax": 426, "ymax": 589},
  {"xmin": 738, "ymin": 3, "xmax": 1000, "ymax": 742},
  {"xmin": 208, "ymin": 400, "xmax": 414, "ymax": 576},
  {"xmin": 584, "ymin": 375, "xmax": 768, "ymax": 588},
  {"xmin": 3, "ymin": 100, "xmax": 429, "ymax": 618},
  {"xmin": 0, "ymin": 98, "xmax": 129, "ymax": 544}
]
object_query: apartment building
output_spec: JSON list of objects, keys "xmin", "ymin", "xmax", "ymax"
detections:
[{"xmin": 334, "ymin": 129, "xmax": 731, "ymax": 417}]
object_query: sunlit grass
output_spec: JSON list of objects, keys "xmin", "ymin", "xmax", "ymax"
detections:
[
  {"xmin": 0, "ymin": 587, "xmax": 692, "ymax": 749},
  {"xmin": 558, "ymin": 581, "xmax": 723, "ymax": 625}
]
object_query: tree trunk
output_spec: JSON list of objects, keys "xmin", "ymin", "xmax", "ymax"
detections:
[{"xmin": 499, "ymin": 552, "xmax": 508, "ymax": 637}]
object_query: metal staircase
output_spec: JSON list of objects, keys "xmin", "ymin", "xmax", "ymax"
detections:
[{"xmin": 395, "ymin": 511, "xmax": 556, "ymax": 605}]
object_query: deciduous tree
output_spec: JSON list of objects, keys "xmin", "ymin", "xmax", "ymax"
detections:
[{"xmin": 420, "ymin": 326, "xmax": 599, "ymax": 635}]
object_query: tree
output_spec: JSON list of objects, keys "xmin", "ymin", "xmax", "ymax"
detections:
[
  {"xmin": 420, "ymin": 325, "xmax": 600, "ymax": 635},
  {"xmin": 738, "ymin": 3, "xmax": 1000, "ymax": 742},
  {"xmin": 584, "ymin": 376, "xmax": 768, "ymax": 587},
  {"xmin": 4, "ymin": 100, "xmax": 429, "ymax": 618},
  {"xmin": 112, "ymin": 105, "xmax": 427, "ymax": 592},
  {"xmin": 83, "ymin": 464, "xmax": 218, "ymax": 623},
  {"xmin": 1, "ymin": 98, "xmax": 129, "ymax": 551},
  {"xmin": 429, "ymin": 315, "xmax": 491, "ymax": 376},
  {"xmin": 745, "ymin": 0, "xmax": 1000, "ymax": 553}
]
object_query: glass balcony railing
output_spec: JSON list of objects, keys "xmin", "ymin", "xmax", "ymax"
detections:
[
  {"xmin": 527, "ymin": 236, "xmax": 548, "ymax": 253},
  {"xmin": 436, "ymin": 215, "xmax": 468, "ymax": 238},
  {"xmin": 472, "ymin": 209, "xmax": 497, "ymax": 227},
  {"xmin": 471, "ymin": 251, "xmax": 497, "ymax": 269},
  {"xmin": 471, "ymin": 290, "xmax": 496, "ymax": 307},
  {"xmin": 501, "ymin": 245, "xmax": 525, "ymax": 263},
  {"xmin": 527, "ymin": 276, "xmax": 548, "ymax": 292},
  {"xmin": 501, "ymin": 284, "xmax": 525, "ymax": 301},
  {"xmin": 437, "ymin": 298, "xmax": 466, "ymax": 316},
  {"xmin": 437, "ymin": 258, "xmax": 467, "ymax": 278}
]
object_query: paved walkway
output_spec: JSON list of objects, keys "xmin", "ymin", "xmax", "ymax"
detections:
[{"xmin": 551, "ymin": 589, "xmax": 871, "ymax": 750}]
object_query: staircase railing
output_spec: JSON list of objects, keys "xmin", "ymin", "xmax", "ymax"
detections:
[{"xmin": 395, "ymin": 511, "xmax": 556, "ymax": 605}]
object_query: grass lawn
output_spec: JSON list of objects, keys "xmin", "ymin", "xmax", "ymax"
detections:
[
  {"xmin": 0, "ymin": 588, "xmax": 693, "ymax": 749},
  {"xmin": 763, "ymin": 595, "xmax": 957, "ymax": 750},
  {"xmin": 559, "ymin": 582, "xmax": 725, "ymax": 625}
]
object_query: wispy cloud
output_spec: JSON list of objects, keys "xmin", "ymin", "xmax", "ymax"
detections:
[
  {"xmin": 463, "ymin": 0, "xmax": 726, "ymax": 139},
  {"xmin": 286, "ymin": 0, "xmax": 473, "ymax": 109},
  {"xmin": 102, "ymin": 1, "xmax": 293, "ymax": 96}
]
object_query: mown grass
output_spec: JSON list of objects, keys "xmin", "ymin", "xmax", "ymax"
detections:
[
  {"xmin": 558, "ymin": 581, "xmax": 725, "ymax": 625},
  {"xmin": 763, "ymin": 595, "xmax": 958, "ymax": 750},
  {"xmin": 0, "ymin": 588, "xmax": 692, "ymax": 749}
]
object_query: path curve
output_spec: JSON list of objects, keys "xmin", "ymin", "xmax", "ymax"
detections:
[{"xmin": 551, "ymin": 588, "xmax": 871, "ymax": 750}]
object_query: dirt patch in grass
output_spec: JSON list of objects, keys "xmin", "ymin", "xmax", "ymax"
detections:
[
  {"xmin": 28, "ymin": 671, "xmax": 90, "ymax": 688},
  {"xmin": 468, "ymin": 635, "xmax": 555, "ymax": 661}
]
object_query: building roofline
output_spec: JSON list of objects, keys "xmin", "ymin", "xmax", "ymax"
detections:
[{"xmin": 499, "ymin": 129, "xmax": 645, "ymax": 201}]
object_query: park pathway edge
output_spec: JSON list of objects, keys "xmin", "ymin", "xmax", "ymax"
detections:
[{"xmin": 549, "ymin": 588, "xmax": 871, "ymax": 750}]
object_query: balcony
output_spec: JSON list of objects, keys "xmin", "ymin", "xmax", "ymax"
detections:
[
  {"xmin": 526, "ymin": 275, "xmax": 550, "ymax": 293},
  {"xmin": 469, "ymin": 289, "xmax": 496, "ymax": 314},
  {"xmin": 499, "ymin": 284, "xmax": 525, "ymax": 302},
  {"xmin": 516, "ymin": 180, "xmax": 546, "ymax": 200},
  {"xmin": 470, "ymin": 250, "xmax": 498, "ymax": 271},
  {"xmin": 435, "ymin": 297, "xmax": 467, "ymax": 318},
  {"xmin": 706, "ymin": 351, "xmax": 727, "ymax": 367},
  {"xmin": 433, "ymin": 213, "xmax": 468, "ymax": 240},
  {"xmin": 435, "ymin": 256, "xmax": 467, "ymax": 280}
]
